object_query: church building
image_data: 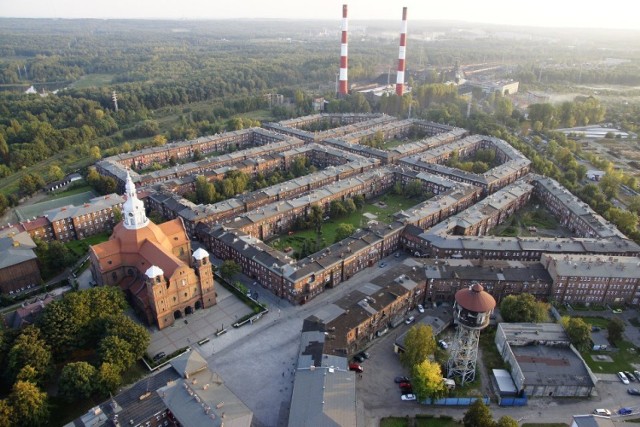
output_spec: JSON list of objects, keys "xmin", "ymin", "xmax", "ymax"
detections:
[{"xmin": 89, "ymin": 172, "xmax": 216, "ymax": 329}]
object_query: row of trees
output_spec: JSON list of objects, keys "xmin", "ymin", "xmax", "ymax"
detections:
[{"xmin": 0, "ymin": 286, "xmax": 150, "ymax": 426}]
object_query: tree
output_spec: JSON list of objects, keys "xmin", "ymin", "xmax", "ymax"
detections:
[
  {"xmin": 89, "ymin": 145, "xmax": 101, "ymax": 161},
  {"xmin": 220, "ymin": 260, "xmax": 241, "ymax": 279},
  {"xmin": 496, "ymin": 416, "xmax": 519, "ymax": 427},
  {"xmin": 335, "ymin": 223, "xmax": 355, "ymax": 242},
  {"xmin": 58, "ymin": 362, "xmax": 97, "ymax": 401},
  {"xmin": 112, "ymin": 206, "xmax": 123, "ymax": 223},
  {"xmin": 19, "ymin": 173, "xmax": 43, "ymax": 196},
  {"xmin": 607, "ymin": 317, "xmax": 625, "ymax": 343},
  {"xmin": 309, "ymin": 204, "xmax": 324, "ymax": 234},
  {"xmin": 343, "ymin": 199, "xmax": 357, "ymax": 214},
  {"xmin": 400, "ymin": 324, "xmax": 436, "ymax": 370},
  {"xmin": 329, "ymin": 200, "xmax": 347, "ymax": 218},
  {"xmin": 47, "ymin": 165, "xmax": 64, "ymax": 181},
  {"xmin": 99, "ymin": 335, "xmax": 134, "ymax": 372},
  {"xmin": 500, "ymin": 294, "xmax": 548, "ymax": 323},
  {"xmin": 9, "ymin": 381, "xmax": 49, "ymax": 427},
  {"xmin": 151, "ymin": 134, "xmax": 167, "ymax": 147},
  {"xmin": 0, "ymin": 399, "xmax": 14, "ymax": 427},
  {"xmin": 6, "ymin": 326, "xmax": 52, "ymax": 386},
  {"xmin": 102, "ymin": 315, "xmax": 150, "ymax": 360},
  {"xmin": 353, "ymin": 195, "xmax": 365, "ymax": 210},
  {"xmin": 463, "ymin": 399, "xmax": 494, "ymax": 427},
  {"xmin": 561, "ymin": 317, "xmax": 591, "ymax": 352},
  {"xmin": 411, "ymin": 359, "xmax": 446, "ymax": 400},
  {"xmin": 96, "ymin": 362, "xmax": 122, "ymax": 394}
]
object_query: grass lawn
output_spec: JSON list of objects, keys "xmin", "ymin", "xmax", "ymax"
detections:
[
  {"xmin": 380, "ymin": 418, "xmax": 409, "ymax": 427},
  {"xmin": 479, "ymin": 327, "xmax": 508, "ymax": 371},
  {"xmin": 47, "ymin": 183, "xmax": 94, "ymax": 200},
  {"xmin": 584, "ymin": 339, "xmax": 638, "ymax": 373},
  {"xmin": 65, "ymin": 232, "xmax": 111, "ymax": 257},
  {"xmin": 70, "ymin": 73, "xmax": 115, "ymax": 89},
  {"xmin": 383, "ymin": 139, "xmax": 409, "ymax": 150},
  {"xmin": 415, "ymin": 417, "xmax": 460, "ymax": 427},
  {"xmin": 269, "ymin": 193, "xmax": 424, "ymax": 257}
]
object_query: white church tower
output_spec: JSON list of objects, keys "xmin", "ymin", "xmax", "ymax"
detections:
[{"xmin": 122, "ymin": 171, "xmax": 149, "ymax": 230}]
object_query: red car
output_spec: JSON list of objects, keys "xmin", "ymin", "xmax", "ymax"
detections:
[
  {"xmin": 349, "ymin": 363, "xmax": 363, "ymax": 373},
  {"xmin": 399, "ymin": 382, "xmax": 411, "ymax": 389}
]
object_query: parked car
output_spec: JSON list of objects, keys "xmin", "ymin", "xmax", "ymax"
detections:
[
  {"xmin": 349, "ymin": 363, "xmax": 363, "ymax": 373},
  {"xmin": 613, "ymin": 308, "xmax": 623, "ymax": 314},
  {"xmin": 353, "ymin": 354, "xmax": 365, "ymax": 363},
  {"xmin": 400, "ymin": 386, "xmax": 413, "ymax": 394},
  {"xmin": 358, "ymin": 351, "xmax": 370, "ymax": 360},
  {"xmin": 634, "ymin": 371, "xmax": 640, "ymax": 382},
  {"xmin": 394, "ymin": 376, "xmax": 410, "ymax": 383},
  {"xmin": 399, "ymin": 382, "xmax": 412, "ymax": 389},
  {"xmin": 153, "ymin": 351, "xmax": 166, "ymax": 361},
  {"xmin": 379, "ymin": 262, "xmax": 386, "ymax": 268},
  {"xmin": 593, "ymin": 409, "xmax": 611, "ymax": 416},
  {"xmin": 618, "ymin": 372, "xmax": 630, "ymax": 385},
  {"xmin": 438, "ymin": 340, "xmax": 449, "ymax": 349},
  {"xmin": 401, "ymin": 394, "xmax": 416, "ymax": 401},
  {"xmin": 618, "ymin": 408, "xmax": 633, "ymax": 415},
  {"xmin": 625, "ymin": 371, "xmax": 636, "ymax": 382},
  {"xmin": 591, "ymin": 326, "xmax": 601, "ymax": 332},
  {"xmin": 417, "ymin": 304, "xmax": 425, "ymax": 313},
  {"xmin": 628, "ymin": 388, "xmax": 640, "ymax": 396},
  {"xmin": 405, "ymin": 316, "xmax": 415, "ymax": 325}
]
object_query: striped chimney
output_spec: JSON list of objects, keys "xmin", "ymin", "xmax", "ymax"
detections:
[
  {"xmin": 339, "ymin": 4, "xmax": 349, "ymax": 96},
  {"xmin": 396, "ymin": 7, "xmax": 408, "ymax": 96}
]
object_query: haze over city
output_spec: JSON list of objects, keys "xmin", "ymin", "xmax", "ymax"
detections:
[{"xmin": 2, "ymin": 0, "xmax": 640, "ymax": 31}]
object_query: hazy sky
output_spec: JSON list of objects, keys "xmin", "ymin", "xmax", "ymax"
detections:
[{"xmin": 1, "ymin": 0, "xmax": 639, "ymax": 31}]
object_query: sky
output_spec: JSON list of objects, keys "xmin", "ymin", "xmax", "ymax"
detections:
[{"xmin": 1, "ymin": 0, "xmax": 639, "ymax": 31}]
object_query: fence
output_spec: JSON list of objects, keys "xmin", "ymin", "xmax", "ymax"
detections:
[
  {"xmin": 498, "ymin": 395, "xmax": 528, "ymax": 406},
  {"xmin": 422, "ymin": 396, "xmax": 491, "ymax": 406}
]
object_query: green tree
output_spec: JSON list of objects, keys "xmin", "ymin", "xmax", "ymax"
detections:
[
  {"xmin": 9, "ymin": 380, "xmax": 49, "ymax": 427},
  {"xmin": 220, "ymin": 260, "xmax": 241, "ymax": 279},
  {"xmin": 404, "ymin": 179, "xmax": 424, "ymax": 199},
  {"xmin": 112, "ymin": 206, "xmax": 123, "ymax": 223},
  {"xmin": 0, "ymin": 399, "xmax": 14, "ymax": 427},
  {"xmin": 400, "ymin": 324, "xmax": 436, "ymax": 370},
  {"xmin": 561, "ymin": 317, "xmax": 592, "ymax": 352},
  {"xmin": 151, "ymin": 134, "xmax": 167, "ymax": 147},
  {"xmin": 99, "ymin": 335, "xmax": 134, "ymax": 372},
  {"xmin": 89, "ymin": 145, "xmax": 101, "ymax": 161},
  {"xmin": 496, "ymin": 416, "xmax": 518, "ymax": 427},
  {"xmin": 353, "ymin": 194, "xmax": 365, "ymax": 210},
  {"xmin": 330, "ymin": 200, "xmax": 347, "ymax": 218},
  {"xmin": 58, "ymin": 362, "xmax": 97, "ymax": 401},
  {"xmin": 500, "ymin": 294, "xmax": 548, "ymax": 323},
  {"xmin": 411, "ymin": 359, "xmax": 446, "ymax": 400},
  {"xmin": 607, "ymin": 317, "xmax": 625, "ymax": 343},
  {"xmin": 335, "ymin": 223, "xmax": 355, "ymax": 242},
  {"xmin": 47, "ymin": 165, "xmax": 64, "ymax": 181},
  {"xmin": 343, "ymin": 199, "xmax": 357, "ymax": 214},
  {"xmin": 7, "ymin": 326, "xmax": 52, "ymax": 386},
  {"xmin": 96, "ymin": 362, "xmax": 122, "ymax": 394},
  {"xmin": 463, "ymin": 399, "xmax": 494, "ymax": 427},
  {"xmin": 102, "ymin": 315, "xmax": 150, "ymax": 360},
  {"xmin": 39, "ymin": 300, "xmax": 78, "ymax": 355},
  {"xmin": 309, "ymin": 204, "xmax": 324, "ymax": 234}
]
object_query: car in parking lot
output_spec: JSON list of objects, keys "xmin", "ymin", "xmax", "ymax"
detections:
[
  {"xmin": 634, "ymin": 370, "xmax": 640, "ymax": 381},
  {"xmin": 379, "ymin": 262, "xmax": 386, "ymax": 268},
  {"xmin": 618, "ymin": 371, "xmax": 630, "ymax": 385},
  {"xmin": 628, "ymin": 388, "xmax": 640, "ymax": 396},
  {"xmin": 358, "ymin": 351, "xmax": 370, "ymax": 360},
  {"xmin": 593, "ymin": 409, "xmax": 611, "ymax": 416},
  {"xmin": 625, "ymin": 371, "xmax": 636, "ymax": 382},
  {"xmin": 417, "ymin": 304, "xmax": 424, "ymax": 313},
  {"xmin": 153, "ymin": 351, "xmax": 166, "ymax": 361},
  {"xmin": 401, "ymin": 394, "xmax": 416, "ymax": 401},
  {"xmin": 613, "ymin": 308, "xmax": 623, "ymax": 314},
  {"xmin": 353, "ymin": 354, "xmax": 365, "ymax": 363},
  {"xmin": 438, "ymin": 340, "xmax": 449, "ymax": 349},
  {"xmin": 618, "ymin": 407, "xmax": 633, "ymax": 415},
  {"xmin": 591, "ymin": 326, "xmax": 601, "ymax": 332},
  {"xmin": 405, "ymin": 316, "xmax": 415, "ymax": 325},
  {"xmin": 349, "ymin": 363, "xmax": 363, "ymax": 373},
  {"xmin": 394, "ymin": 376, "xmax": 410, "ymax": 383}
]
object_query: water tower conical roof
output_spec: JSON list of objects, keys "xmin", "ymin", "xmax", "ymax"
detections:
[{"xmin": 454, "ymin": 283, "xmax": 496, "ymax": 313}]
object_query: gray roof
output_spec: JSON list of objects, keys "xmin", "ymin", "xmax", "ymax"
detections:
[
  {"xmin": 572, "ymin": 415, "xmax": 615, "ymax": 427},
  {"xmin": 0, "ymin": 235, "xmax": 38, "ymax": 269},
  {"xmin": 542, "ymin": 253, "xmax": 640, "ymax": 279}
]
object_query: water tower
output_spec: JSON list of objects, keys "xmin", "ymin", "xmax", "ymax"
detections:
[{"xmin": 447, "ymin": 283, "xmax": 495, "ymax": 385}]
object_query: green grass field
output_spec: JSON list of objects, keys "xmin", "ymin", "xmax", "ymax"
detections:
[
  {"xmin": 70, "ymin": 74, "xmax": 115, "ymax": 89},
  {"xmin": 269, "ymin": 193, "xmax": 424, "ymax": 257},
  {"xmin": 65, "ymin": 232, "xmax": 111, "ymax": 257},
  {"xmin": 580, "ymin": 317, "xmax": 638, "ymax": 373}
]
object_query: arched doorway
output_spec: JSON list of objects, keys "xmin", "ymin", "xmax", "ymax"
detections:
[
  {"xmin": 195, "ymin": 300, "xmax": 202, "ymax": 310},
  {"xmin": 185, "ymin": 306, "xmax": 193, "ymax": 315},
  {"xmin": 173, "ymin": 310, "xmax": 182, "ymax": 319}
]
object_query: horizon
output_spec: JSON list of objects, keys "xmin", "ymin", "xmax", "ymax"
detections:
[{"xmin": 1, "ymin": 0, "xmax": 640, "ymax": 31}]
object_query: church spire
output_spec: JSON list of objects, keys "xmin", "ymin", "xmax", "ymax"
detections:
[{"xmin": 122, "ymin": 171, "xmax": 149, "ymax": 230}]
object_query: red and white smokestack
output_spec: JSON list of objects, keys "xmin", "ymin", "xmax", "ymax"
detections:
[
  {"xmin": 339, "ymin": 4, "xmax": 349, "ymax": 96},
  {"xmin": 396, "ymin": 7, "xmax": 408, "ymax": 96}
]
